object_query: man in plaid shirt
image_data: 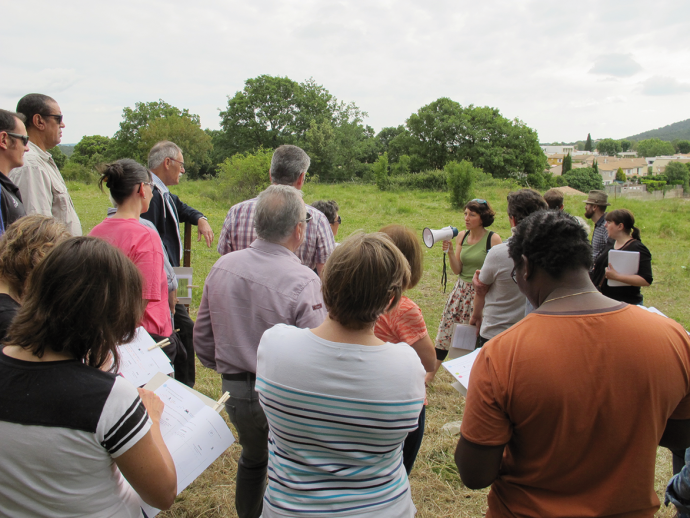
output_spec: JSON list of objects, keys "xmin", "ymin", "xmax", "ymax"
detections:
[
  {"xmin": 217, "ymin": 145, "xmax": 335, "ymax": 275},
  {"xmin": 583, "ymin": 190, "xmax": 611, "ymax": 262}
]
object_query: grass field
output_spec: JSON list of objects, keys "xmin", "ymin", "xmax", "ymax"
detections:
[{"xmin": 70, "ymin": 179, "xmax": 689, "ymax": 517}]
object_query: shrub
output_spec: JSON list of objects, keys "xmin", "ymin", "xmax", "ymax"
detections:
[
  {"xmin": 373, "ymin": 152, "xmax": 389, "ymax": 191},
  {"xmin": 61, "ymin": 162, "xmax": 99, "ymax": 184},
  {"xmin": 388, "ymin": 169, "xmax": 448, "ymax": 191},
  {"xmin": 563, "ymin": 167, "xmax": 603, "ymax": 192},
  {"xmin": 206, "ymin": 148, "xmax": 272, "ymax": 204},
  {"xmin": 446, "ymin": 160, "xmax": 478, "ymax": 209}
]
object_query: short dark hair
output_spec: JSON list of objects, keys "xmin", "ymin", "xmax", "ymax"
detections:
[
  {"xmin": 543, "ymin": 188, "xmax": 564, "ymax": 210},
  {"xmin": 0, "ymin": 215, "xmax": 70, "ymax": 300},
  {"xmin": 606, "ymin": 209, "xmax": 640, "ymax": 241},
  {"xmin": 379, "ymin": 225, "xmax": 423, "ymax": 290},
  {"xmin": 270, "ymin": 145, "xmax": 310, "ymax": 185},
  {"xmin": 0, "ymin": 109, "xmax": 25, "ymax": 133},
  {"xmin": 322, "ymin": 232, "xmax": 410, "ymax": 330},
  {"xmin": 8, "ymin": 237, "xmax": 145, "ymax": 369},
  {"xmin": 508, "ymin": 210, "xmax": 592, "ymax": 279},
  {"xmin": 311, "ymin": 200, "xmax": 339, "ymax": 224},
  {"xmin": 99, "ymin": 159, "xmax": 151, "ymax": 205},
  {"xmin": 507, "ymin": 189, "xmax": 548, "ymax": 224},
  {"xmin": 464, "ymin": 199, "xmax": 495, "ymax": 227},
  {"xmin": 16, "ymin": 94, "xmax": 56, "ymax": 130}
]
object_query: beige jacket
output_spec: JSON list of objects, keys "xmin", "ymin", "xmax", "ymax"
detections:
[{"xmin": 9, "ymin": 142, "xmax": 82, "ymax": 236}]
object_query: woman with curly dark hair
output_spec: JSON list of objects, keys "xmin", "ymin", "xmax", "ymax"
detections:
[{"xmin": 430, "ymin": 198, "xmax": 501, "ymax": 382}]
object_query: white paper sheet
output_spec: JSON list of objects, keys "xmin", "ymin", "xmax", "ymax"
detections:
[
  {"xmin": 140, "ymin": 379, "xmax": 235, "ymax": 517},
  {"xmin": 117, "ymin": 327, "xmax": 173, "ymax": 387},
  {"xmin": 451, "ymin": 323, "xmax": 477, "ymax": 351},
  {"xmin": 442, "ymin": 347, "xmax": 482, "ymax": 396},
  {"xmin": 607, "ymin": 250, "xmax": 640, "ymax": 287}
]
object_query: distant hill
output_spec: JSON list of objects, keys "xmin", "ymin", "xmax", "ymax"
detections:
[
  {"xmin": 627, "ymin": 119, "xmax": 690, "ymax": 142},
  {"xmin": 57, "ymin": 144, "xmax": 76, "ymax": 157}
]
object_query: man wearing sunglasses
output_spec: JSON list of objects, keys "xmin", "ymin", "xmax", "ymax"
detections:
[
  {"xmin": 0, "ymin": 110, "xmax": 28, "ymax": 230},
  {"xmin": 9, "ymin": 94, "xmax": 81, "ymax": 236}
]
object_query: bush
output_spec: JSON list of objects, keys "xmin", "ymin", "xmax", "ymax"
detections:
[
  {"xmin": 563, "ymin": 167, "xmax": 603, "ymax": 193},
  {"xmin": 373, "ymin": 153, "xmax": 389, "ymax": 191},
  {"xmin": 61, "ymin": 162, "xmax": 99, "ymax": 184},
  {"xmin": 446, "ymin": 160, "xmax": 478, "ymax": 209},
  {"xmin": 206, "ymin": 149, "xmax": 272, "ymax": 204},
  {"xmin": 388, "ymin": 169, "xmax": 448, "ymax": 191},
  {"xmin": 641, "ymin": 179, "xmax": 666, "ymax": 192}
]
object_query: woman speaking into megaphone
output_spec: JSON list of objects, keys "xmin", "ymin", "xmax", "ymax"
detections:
[{"xmin": 428, "ymin": 199, "xmax": 502, "ymax": 383}]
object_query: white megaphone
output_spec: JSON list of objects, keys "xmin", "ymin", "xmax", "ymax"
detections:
[{"xmin": 422, "ymin": 226, "xmax": 459, "ymax": 248}]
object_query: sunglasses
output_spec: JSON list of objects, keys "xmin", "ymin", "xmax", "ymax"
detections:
[
  {"xmin": 511, "ymin": 266, "xmax": 518, "ymax": 284},
  {"xmin": 336, "ymin": 215, "xmax": 342, "ymax": 224},
  {"xmin": 471, "ymin": 198, "xmax": 488, "ymax": 204},
  {"xmin": 302, "ymin": 211, "xmax": 313, "ymax": 223},
  {"xmin": 5, "ymin": 132, "xmax": 29, "ymax": 146},
  {"xmin": 40, "ymin": 114, "xmax": 64, "ymax": 124}
]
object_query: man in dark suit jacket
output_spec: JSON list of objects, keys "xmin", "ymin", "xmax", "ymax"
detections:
[{"xmin": 141, "ymin": 141, "xmax": 214, "ymax": 387}]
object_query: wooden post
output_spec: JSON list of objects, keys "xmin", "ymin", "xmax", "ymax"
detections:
[{"xmin": 183, "ymin": 222, "xmax": 192, "ymax": 268}]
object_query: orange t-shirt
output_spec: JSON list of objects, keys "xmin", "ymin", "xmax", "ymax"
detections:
[
  {"xmin": 461, "ymin": 304, "xmax": 690, "ymax": 518},
  {"xmin": 374, "ymin": 296, "xmax": 428, "ymax": 345}
]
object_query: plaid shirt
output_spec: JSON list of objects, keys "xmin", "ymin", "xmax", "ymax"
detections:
[
  {"xmin": 591, "ymin": 213, "xmax": 608, "ymax": 261},
  {"xmin": 217, "ymin": 198, "xmax": 335, "ymax": 270}
]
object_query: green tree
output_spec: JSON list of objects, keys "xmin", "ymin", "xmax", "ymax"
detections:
[
  {"xmin": 615, "ymin": 167, "xmax": 626, "ymax": 182},
  {"xmin": 665, "ymin": 161, "xmax": 690, "ymax": 189},
  {"xmin": 596, "ymin": 138, "xmax": 621, "ymax": 156},
  {"xmin": 391, "ymin": 154, "xmax": 411, "ymax": 176},
  {"xmin": 675, "ymin": 140, "xmax": 690, "ymax": 154},
  {"xmin": 110, "ymin": 100, "xmax": 201, "ymax": 162},
  {"xmin": 563, "ymin": 167, "xmax": 603, "ymax": 192},
  {"xmin": 619, "ymin": 139, "xmax": 632, "ymax": 152},
  {"xmin": 446, "ymin": 160, "xmax": 477, "ymax": 209},
  {"xmin": 48, "ymin": 146, "xmax": 67, "ymax": 169},
  {"xmin": 635, "ymin": 138, "xmax": 676, "ymax": 157},
  {"xmin": 209, "ymin": 148, "xmax": 273, "ymax": 204},
  {"xmin": 373, "ymin": 152, "xmax": 389, "ymax": 191},
  {"xmin": 562, "ymin": 153, "xmax": 572, "ymax": 175},
  {"xmin": 593, "ymin": 159, "xmax": 599, "ymax": 175},
  {"xmin": 405, "ymin": 98, "xmax": 547, "ymax": 178},
  {"xmin": 585, "ymin": 133, "xmax": 592, "ymax": 151},
  {"xmin": 70, "ymin": 135, "xmax": 111, "ymax": 166},
  {"xmin": 138, "ymin": 116, "xmax": 212, "ymax": 179}
]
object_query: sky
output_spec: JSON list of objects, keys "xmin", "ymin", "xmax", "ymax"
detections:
[{"xmin": 3, "ymin": 0, "xmax": 690, "ymax": 145}]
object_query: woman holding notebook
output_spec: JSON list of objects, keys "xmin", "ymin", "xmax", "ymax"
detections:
[{"xmin": 591, "ymin": 208, "xmax": 652, "ymax": 305}]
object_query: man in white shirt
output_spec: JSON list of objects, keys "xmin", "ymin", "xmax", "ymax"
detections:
[{"xmin": 9, "ymin": 94, "xmax": 81, "ymax": 236}]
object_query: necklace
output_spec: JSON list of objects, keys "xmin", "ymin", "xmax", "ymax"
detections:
[{"xmin": 540, "ymin": 290, "xmax": 599, "ymax": 306}]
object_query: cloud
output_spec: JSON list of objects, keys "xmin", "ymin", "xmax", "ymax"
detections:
[
  {"xmin": 589, "ymin": 54, "xmax": 642, "ymax": 77},
  {"xmin": 1, "ymin": 68, "xmax": 79, "ymax": 98},
  {"xmin": 640, "ymin": 76, "xmax": 690, "ymax": 96}
]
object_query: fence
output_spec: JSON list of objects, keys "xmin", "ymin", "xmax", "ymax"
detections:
[{"xmin": 604, "ymin": 184, "xmax": 686, "ymax": 201}]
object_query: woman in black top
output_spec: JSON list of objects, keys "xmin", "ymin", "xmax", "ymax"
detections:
[
  {"xmin": 0, "ymin": 215, "xmax": 69, "ymax": 341},
  {"xmin": 591, "ymin": 209, "xmax": 652, "ymax": 305}
]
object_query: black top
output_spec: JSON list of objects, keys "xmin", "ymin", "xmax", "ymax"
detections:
[
  {"xmin": 0, "ymin": 172, "xmax": 26, "ymax": 230},
  {"xmin": 592, "ymin": 239, "xmax": 653, "ymax": 305},
  {"xmin": 140, "ymin": 185, "xmax": 203, "ymax": 267},
  {"xmin": 0, "ymin": 294, "xmax": 20, "ymax": 343}
]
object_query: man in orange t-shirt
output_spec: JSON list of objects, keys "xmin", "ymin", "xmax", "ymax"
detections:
[{"xmin": 456, "ymin": 210, "xmax": 690, "ymax": 518}]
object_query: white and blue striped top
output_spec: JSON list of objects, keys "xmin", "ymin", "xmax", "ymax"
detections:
[{"xmin": 256, "ymin": 324, "xmax": 425, "ymax": 517}]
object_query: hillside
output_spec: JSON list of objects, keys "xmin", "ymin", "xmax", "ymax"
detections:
[{"xmin": 627, "ymin": 118, "xmax": 690, "ymax": 142}]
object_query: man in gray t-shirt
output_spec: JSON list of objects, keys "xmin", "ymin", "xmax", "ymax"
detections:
[{"xmin": 470, "ymin": 190, "xmax": 547, "ymax": 346}]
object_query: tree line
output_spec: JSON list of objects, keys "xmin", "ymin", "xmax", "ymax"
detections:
[
  {"xmin": 51, "ymin": 75, "xmax": 548, "ymax": 186},
  {"xmin": 558, "ymin": 133, "xmax": 689, "ymax": 157}
]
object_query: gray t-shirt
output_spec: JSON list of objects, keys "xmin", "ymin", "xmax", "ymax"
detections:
[{"xmin": 478, "ymin": 237, "xmax": 526, "ymax": 339}]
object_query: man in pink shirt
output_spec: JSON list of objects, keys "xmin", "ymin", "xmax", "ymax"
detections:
[
  {"xmin": 217, "ymin": 145, "xmax": 335, "ymax": 275},
  {"xmin": 194, "ymin": 184, "xmax": 327, "ymax": 518}
]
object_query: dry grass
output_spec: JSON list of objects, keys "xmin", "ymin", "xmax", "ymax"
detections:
[{"xmin": 69, "ymin": 180, "xmax": 686, "ymax": 517}]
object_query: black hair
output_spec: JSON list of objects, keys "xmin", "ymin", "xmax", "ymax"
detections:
[
  {"xmin": 508, "ymin": 210, "xmax": 592, "ymax": 278},
  {"xmin": 464, "ymin": 199, "xmax": 495, "ymax": 227},
  {"xmin": 0, "ymin": 109, "xmax": 25, "ymax": 133},
  {"xmin": 311, "ymin": 200, "xmax": 339, "ymax": 224},
  {"xmin": 16, "ymin": 94, "xmax": 56, "ymax": 130},
  {"xmin": 606, "ymin": 209, "xmax": 641, "ymax": 241},
  {"xmin": 507, "ymin": 189, "xmax": 548, "ymax": 224},
  {"xmin": 99, "ymin": 159, "xmax": 151, "ymax": 205}
]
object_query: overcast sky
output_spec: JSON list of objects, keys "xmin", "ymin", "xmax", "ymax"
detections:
[{"xmin": 3, "ymin": 0, "xmax": 689, "ymax": 145}]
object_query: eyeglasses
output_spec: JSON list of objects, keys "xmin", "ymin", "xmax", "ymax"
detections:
[
  {"xmin": 169, "ymin": 158, "xmax": 185, "ymax": 170},
  {"xmin": 511, "ymin": 266, "xmax": 518, "ymax": 284},
  {"xmin": 302, "ymin": 211, "xmax": 313, "ymax": 223},
  {"xmin": 336, "ymin": 215, "xmax": 342, "ymax": 224},
  {"xmin": 138, "ymin": 181, "xmax": 155, "ymax": 193},
  {"xmin": 472, "ymin": 198, "xmax": 488, "ymax": 204},
  {"xmin": 5, "ymin": 132, "xmax": 29, "ymax": 146},
  {"xmin": 40, "ymin": 114, "xmax": 64, "ymax": 124}
]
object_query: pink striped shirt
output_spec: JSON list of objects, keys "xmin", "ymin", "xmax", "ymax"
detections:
[{"xmin": 217, "ymin": 198, "xmax": 335, "ymax": 270}]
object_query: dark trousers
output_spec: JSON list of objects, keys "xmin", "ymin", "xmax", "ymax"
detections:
[
  {"xmin": 402, "ymin": 405, "xmax": 425, "ymax": 474},
  {"xmin": 476, "ymin": 334, "xmax": 490, "ymax": 348},
  {"xmin": 222, "ymin": 374, "xmax": 268, "ymax": 518},
  {"xmin": 173, "ymin": 303, "xmax": 195, "ymax": 388}
]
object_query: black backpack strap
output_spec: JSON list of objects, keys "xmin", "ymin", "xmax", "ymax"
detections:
[
  {"xmin": 460, "ymin": 231, "xmax": 469, "ymax": 246},
  {"xmin": 486, "ymin": 231, "xmax": 495, "ymax": 253}
]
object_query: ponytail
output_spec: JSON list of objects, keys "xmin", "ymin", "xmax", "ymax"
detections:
[
  {"xmin": 98, "ymin": 159, "xmax": 150, "ymax": 205},
  {"xmin": 631, "ymin": 225, "xmax": 641, "ymax": 241}
]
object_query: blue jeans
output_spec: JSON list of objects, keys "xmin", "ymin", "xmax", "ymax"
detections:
[{"xmin": 222, "ymin": 375, "xmax": 268, "ymax": 518}]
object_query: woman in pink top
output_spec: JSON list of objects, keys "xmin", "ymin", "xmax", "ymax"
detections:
[{"xmin": 89, "ymin": 159, "xmax": 178, "ymax": 360}]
